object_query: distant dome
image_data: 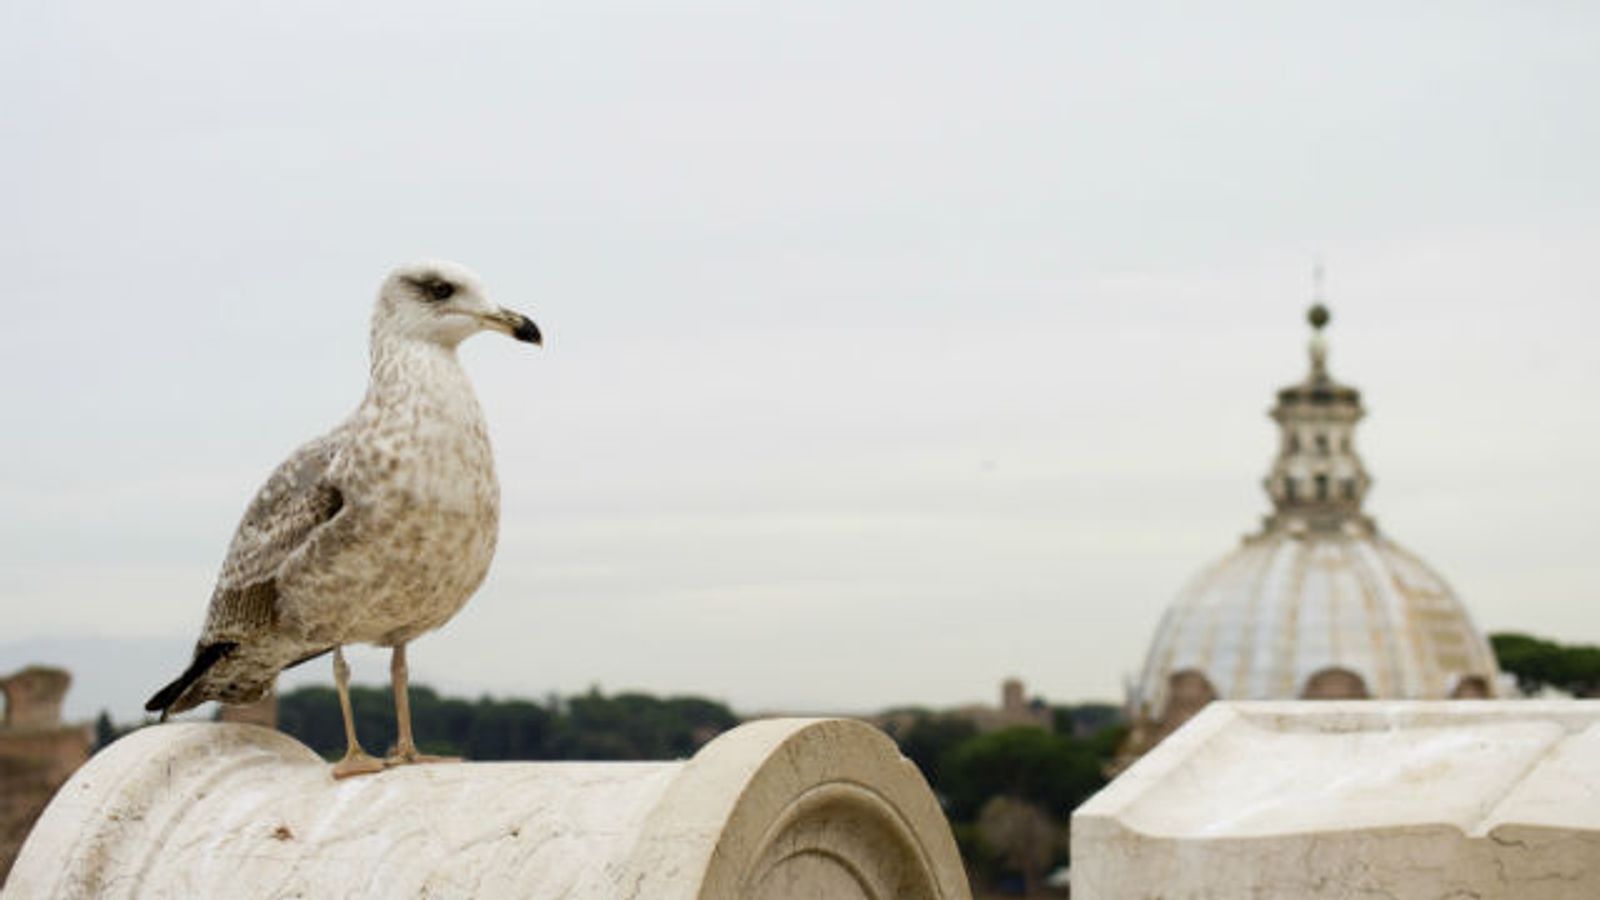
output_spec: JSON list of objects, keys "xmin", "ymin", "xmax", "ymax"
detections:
[
  {"xmin": 1125, "ymin": 298, "xmax": 1500, "ymax": 755},
  {"xmin": 1134, "ymin": 529, "xmax": 1497, "ymax": 717}
]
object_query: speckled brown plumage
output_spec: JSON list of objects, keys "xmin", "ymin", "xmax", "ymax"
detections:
[{"xmin": 147, "ymin": 261, "xmax": 540, "ymax": 725}]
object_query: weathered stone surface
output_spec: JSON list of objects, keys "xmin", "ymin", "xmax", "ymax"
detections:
[
  {"xmin": 1074, "ymin": 701, "xmax": 1600, "ymax": 900},
  {"xmin": 5, "ymin": 717, "xmax": 970, "ymax": 900}
]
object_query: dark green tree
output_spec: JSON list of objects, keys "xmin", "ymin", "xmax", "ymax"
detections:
[
  {"xmin": 1492, "ymin": 632, "xmax": 1600, "ymax": 697},
  {"xmin": 1050, "ymin": 703, "xmax": 1123, "ymax": 737},
  {"xmin": 554, "ymin": 689, "xmax": 737, "ymax": 759},
  {"xmin": 939, "ymin": 726, "xmax": 1105, "ymax": 823},
  {"xmin": 93, "ymin": 710, "xmax": 120, "ymax": 751},
  {"xmin": 464, "ymin": 698, "xmax": 554, "ymax": 760},
  {"xmin": 278, "ymin": 685, "xmax": 396, "ymax": 758},
  {"xmin": 889, "ymin": 713, "xmax": 979, "ymax": 791}
]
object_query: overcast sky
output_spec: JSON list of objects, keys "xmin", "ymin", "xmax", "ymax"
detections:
[{"xmin": 3, "ymin": 2, "xmax": 1597, "ymax": 721}]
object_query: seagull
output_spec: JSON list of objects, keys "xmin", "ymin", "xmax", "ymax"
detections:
[{"xmin": 145, "ymin": 261, "xmax": 541, "ymax": 778}]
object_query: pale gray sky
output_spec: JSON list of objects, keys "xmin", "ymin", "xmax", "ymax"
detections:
[{"xmin": 2, "ymin": 2, "xmax": 1597, "ymax": 720}]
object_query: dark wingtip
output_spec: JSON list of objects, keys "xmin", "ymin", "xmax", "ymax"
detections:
[
  {"xmin": 144, "ymin": 675, "xmax": 187, "ymax": 712},
  {"xmin": 146, "ymin": 642, "xmax": 237, "ymax": 717}
]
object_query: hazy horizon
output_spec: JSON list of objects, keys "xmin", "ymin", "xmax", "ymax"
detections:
[{"xmin": 4, "ymin": 3, "xmax": 1598, "ymax": 722}]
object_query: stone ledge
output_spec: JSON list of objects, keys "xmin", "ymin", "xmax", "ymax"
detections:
[
  {"xmin": 1072, "ymin": 701, "xmax": 1600, "ymax": 900},
  {"xmin": 5, "ymin": 717, "xmax": 970, "ymax": 900}
]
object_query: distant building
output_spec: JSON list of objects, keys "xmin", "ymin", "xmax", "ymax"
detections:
[
  {"xmin": 0, "ymin": 666, "xmax": 92, "ymax": 881},
  {"xmin": 954, "ymin": 678, "xmax": 1053, "ymax": 733},
  {"xmin": 1121, "ymin": 301, "xmax": 1501, "ymax": 762},
  {"xmin": 869, "ymin": 678, "xmax": 1055, "ymax": 737}
]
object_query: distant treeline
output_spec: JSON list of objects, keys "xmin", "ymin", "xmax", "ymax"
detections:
[{"xmin": 277, "ymin": 684, "xmax": 740, "ymax": 761}]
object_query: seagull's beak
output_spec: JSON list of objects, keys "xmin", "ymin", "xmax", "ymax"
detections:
[{"xmin": 481, "ymin": 307, "xmax": 542, "ymax": 346}]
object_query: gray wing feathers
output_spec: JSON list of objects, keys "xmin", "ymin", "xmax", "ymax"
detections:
[{"xmin": 202, "ymin": 437, "xmax": 345, "ymax": 637}]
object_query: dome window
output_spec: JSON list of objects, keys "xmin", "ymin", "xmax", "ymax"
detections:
[
  {"xmin": 1158, "ymin": 670, "xmax": 1218, "ymax": 731},
  {"xmin": 1450, "ymin": 675, "xmax": 1492, "ymax": 699},
  {"xmin": 1301, "ymin": 667, "xmax": 1371, "ymax": 699}
]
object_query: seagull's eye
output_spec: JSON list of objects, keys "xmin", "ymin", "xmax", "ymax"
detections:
[{"xmin": 425, "ymin": 280, "xmax": 456, "ymax": 302}]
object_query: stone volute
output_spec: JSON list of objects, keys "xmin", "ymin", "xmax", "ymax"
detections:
[{"xmin": 4, "ymin": 718, "xmax": 970, "ymax": 900}]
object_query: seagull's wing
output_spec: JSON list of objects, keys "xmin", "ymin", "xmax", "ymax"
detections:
[
  {"xmin": 201, "ymin": 435, "xmax": 347, "ymax": 638},
  {"xmin": 145, "ymin": 434, "xmax": 352, "ymax": 716}
]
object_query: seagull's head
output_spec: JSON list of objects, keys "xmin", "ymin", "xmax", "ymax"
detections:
[{"xmin": 374, "ymin": 260, "xmax": 542, "ymax": 349}]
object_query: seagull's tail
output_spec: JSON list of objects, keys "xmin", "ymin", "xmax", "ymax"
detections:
[{"xmin": 144, "ymin": 641, "xmax": 238, "ymax": 720}]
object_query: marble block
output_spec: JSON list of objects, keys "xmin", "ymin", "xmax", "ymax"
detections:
[
  {"xmin": 4, "ymin": 717, "xmax": 970, "ymax": 900},
  {"xmin": 1072, "ymin": 701, "xmax": 1600, "ymax": 900}
]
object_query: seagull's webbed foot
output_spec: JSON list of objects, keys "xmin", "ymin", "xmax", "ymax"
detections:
[
  {"xmin": 331, "ymin": 748, "xmax": 387, "ymax": 780},
  {"xmin": 383, "ymin": 747, "xmax": 461, "ymax": 768}
]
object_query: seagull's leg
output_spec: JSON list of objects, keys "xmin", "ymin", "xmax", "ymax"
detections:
[
  {"xmin": 386, "ymin": 643, "xmax": 459, "ymax": 766},
  {"xmin": 330, "ymin": 646, "xmax": 384, "ymax": 779}
]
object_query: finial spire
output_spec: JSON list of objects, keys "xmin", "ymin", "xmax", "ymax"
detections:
[
  {"xmin": 1307, "ymin": 260, "xmax": 1330, "ymax": 375},
  {"xmin": 1263, "ymin": 277, "xmax": 1372, "ymax": 536},
  {"xmin": 1309, "ymin": 303, "xmax": 1331, "ymax": 331},
  {"xmin": 1308, "ymin": 259, "xmax": 1330, "ymax": 332}
]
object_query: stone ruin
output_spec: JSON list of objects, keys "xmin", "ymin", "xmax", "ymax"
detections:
[{"xmin": 0, "ymin": 666, "xmax": 93, "ymax": 884}]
